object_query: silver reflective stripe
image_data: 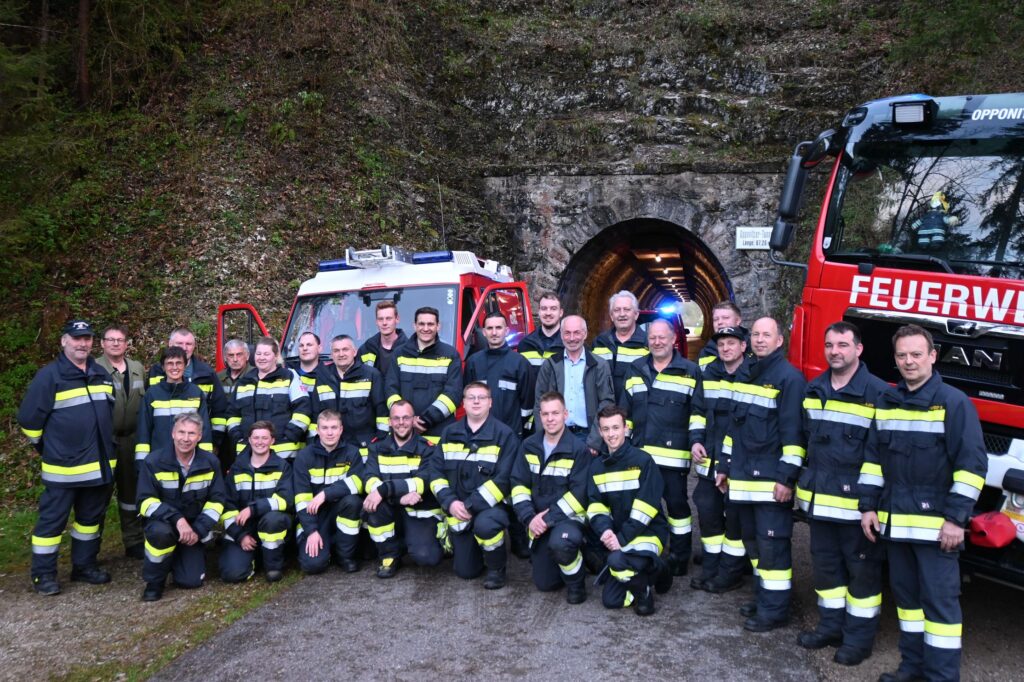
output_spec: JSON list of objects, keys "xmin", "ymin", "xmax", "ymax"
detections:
[
  {"xmin": 119, "ymin": 501, "xmax": 137, "ymax": 511},
  {"xmin": 629, "ymin": 508, "xmax": 653, "ymax": 524},
  {"xmin": 923, "ymin": 632, "xmax": 961, "ymax": 650},
  {"xmin": 430, "ymin": 398, "xmax": 453, "ymax": 418},
  {"xmin": 621, "ymin": 541, "xmax": 660, "ymax": 555},
  {"xmin": 728, "ymin": 489, "xmax": 775, "ymax": 503},
  {"xmin": 876, "ymin": 420, "xmax": 944, "ymax": 434},
  {"xmin": 858, "ymin": 473, "xmax": 884, "ymax": 487},
  {"xmin": 183, "ymin": 480, "xmax": 212, "ymax": 493},
  {"xmin": 511, "ymin": 493, "xmax": 531, "ymax": 505},
  {"xmin": 42, "ymin": 470, "xmax": 104, "ymax": 485},
  {"xmin": 54, "ymin": 395, "xmax": 91, "ymax": 410},
  {"xmin": 400, "ymin": 365, "xmax": 448, "ymax": 375},
  {"xmin": 847, "ymin": 603, "xmax": 881, "ymax": 619},
  {"xmin": 595, "ymin": 480, "xmax": 640, "ymax": 493},
  {"xmin": 651, "ymin": 380, "xmax": 693, "ymax": 396},
  {"xmin": 542, "ymin": 466, "xmax": 571, "ymax": 477},
  {"xmin": 497, "ymin": 380, "xmax": 517, "ymax": 391},
  {"xmin": 950, "ymin": 482, "xmax": 981, "ymax": 500},
  {"xmin": 338, "ymin": 389, "xmax": 371, "ymax": 398},
  {"xmin": 203, "ymin": 508, "xmax": 221, "ymax": 523},
  {"xmin": 882, "ymin": 524, "xmax": 941, "ymax": 542}
]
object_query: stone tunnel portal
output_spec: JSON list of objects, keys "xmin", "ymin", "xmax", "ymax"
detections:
[{"xmin": 556, "ymin": 218, "xmax": 733, "ymax": 351}]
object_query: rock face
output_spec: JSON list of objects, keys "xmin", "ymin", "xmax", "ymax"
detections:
[{"xmin": 482, "ymin": 170, "xmax": 785, "ymax": 329}]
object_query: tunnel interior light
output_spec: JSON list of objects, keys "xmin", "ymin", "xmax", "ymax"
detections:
[
  {"xmin": 663, "ymin": 268, "xmax": 669, "ymax": 274},
  {"xmin": 655, "ymin": 255, "xmax": 662, "ymax": 263}
]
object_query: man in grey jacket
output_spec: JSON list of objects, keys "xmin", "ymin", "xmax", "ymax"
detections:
[{"xmin": 534, "ymin": 315, "xmax": 614, "ymax": 451}]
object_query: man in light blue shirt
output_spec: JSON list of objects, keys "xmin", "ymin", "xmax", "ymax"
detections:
[{"xmin": 534, "ymin": 315, "xmax": 614, "ymax": 451}]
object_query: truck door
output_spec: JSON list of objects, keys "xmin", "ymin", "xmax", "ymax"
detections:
[
  {"xmin": 461, "ymin": 283, "xmax": 535, "ymax": 355},
  {"xmin": 216, "ymin": 304, "xmax": 270, "ymax": 370}
]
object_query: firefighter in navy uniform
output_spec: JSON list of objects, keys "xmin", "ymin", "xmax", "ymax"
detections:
[
  {"xmin": 697, "ymin": 301, "xmax": 747, "ymax": 373},
  {"xmin": 220, "ymin": 421, "xmax": 292, "ymax": 583},
  {"xmin": 430, "ymin": 381, "xmax": 520, "ymax": 589},
  {"xmin": 147, "ymin": 327, "xmax": 229, "ymax": 450},
  {"xmin": 691, "ymin": 326, "xmax": 751, "ymax": 593},
  {"xmin": 358, "ymin": 299, "xmax": 407, "ymax": 379},
  {"xmin": 860, "ymin": 324, "xmax": 987, "ymax": 682},
  {"xmin": 517, "ymin": 291, "xmax": 564, "ymax": 416},
  {"xmin": 292, "ymin": 410, "xmax": 365, "ymax": 574},
  {"xmin": 511, "ymin": 391, "xmax": 590, "ymax": 603},
  {"xmin": 591, "ymin": 290, "xmax": 650, "ymax": 400},
  {"xmin": 312, "ymin": 335, "xmax": 388, "ymax": 450},
  {"xmin": 18, "ymin": 320, "xmax": 116, "ymax": 595},
  {"xmin": 363, "ymin": 400, "xmax": 445, "ymax": 578},
  {"xmin": 226, "ymin": 337, "xmax": 312, "ymax": 461},
  {"xmin": 621, "ymin": 318, "xmax": 705, "ymax": 577},
  {"xmin": 796, "ymin": 322, "xmax": 888, "ymax": 667},
  {"xmin": 587, "ymin": 405, "xmax": 669, "ymax": 616},
  {"xmin": 385, "ymin": 306, "xmax": 462, "ymax": 444},
  {"xmin": 465, "ymin": 311, "xmax": 534, "ymax": 559},
  {"xmin": 716, "ymin": 316, "xmax": 806, "ymax": 632},
  {"xmin": 289, "ymin": 331, "xmax": 323, "ymax": 399},
  {"xmin": 135, "ymin": 347, "xmax": 214, "ymax": 462},
  {"xmin": 136, "ymin": 412, "xmax": 227, "ymax": 601}
]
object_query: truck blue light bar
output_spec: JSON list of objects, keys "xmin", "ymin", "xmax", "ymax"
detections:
[
  {"xmin": 412, "ymin": 250, "xmax": 454, "ymax": 264},
  {"xmin": 318, "ymin": 259, "xmax": 355, "ymax": 272}
]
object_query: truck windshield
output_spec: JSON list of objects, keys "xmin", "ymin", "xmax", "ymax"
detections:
[
  {"xmin": 281, "ymin": 285, "xmax": 458, "ymax": 360},
  {"xmin": 823, "ymin": 139, "xmax": 1024, "ymax": 278}
]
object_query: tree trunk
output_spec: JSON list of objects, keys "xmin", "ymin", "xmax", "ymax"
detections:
[
  {"xmin": 75, "ymin": 0, "xmax": 91, "ymax": 107},
  {"xmin": 37, "ymin": 0, "xmax": 50, "ymax": 97}
]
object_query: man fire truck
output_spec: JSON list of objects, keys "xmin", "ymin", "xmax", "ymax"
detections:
[{"xmin": 769, "ymin": 92, "xmax": 1024, "ymax": 586}]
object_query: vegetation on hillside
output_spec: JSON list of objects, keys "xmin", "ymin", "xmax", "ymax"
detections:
[{"xmin": 1, "ymin": 0, "xmax": 1023, "ymax": 506}]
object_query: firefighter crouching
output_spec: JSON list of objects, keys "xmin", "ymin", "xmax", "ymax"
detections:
[
  {"xmin": 587, "ymin": 405, "xmax": 670, "ymax": 616},
  {"xmin": 797, "ymin": 322, "xmax": 888, "ymax": 666},
  {"xmin": 219, "ymin": 420, "xmax": 292, "ymax": 584},
  {"xmin": 362, "ymin": 400, "xmax": 446, "ymax": 578},
  {"xmin": 137, "ymin": 411, "xmax": 227, "ymax": 602},
  {"xmin": 292, "ymin": 409, "xmax": 365, "ymax": 574},
  {"xmin": 511, "ymin": 391, "xmax": 591, "ymax": 603},
  {"xmin": 860, "ymin": 324, "xmax": 987, "ymax": 682},
  {"xmin": 430, "ymin": 381, "xmax": 520, "ymax": 590}
]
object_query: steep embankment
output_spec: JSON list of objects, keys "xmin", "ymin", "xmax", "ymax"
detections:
[{"xmin": 2, "ymin": 1, "xmax": 1022, "ymax": 500}]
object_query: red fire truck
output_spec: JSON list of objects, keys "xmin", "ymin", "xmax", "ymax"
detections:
[
  {"xmin": 770, "ymin": 93, "xmax": 1024, "ymax": 586},
  {"xmin": 216, "ymin": 245, "xmax": 534, "ymax": 367}
]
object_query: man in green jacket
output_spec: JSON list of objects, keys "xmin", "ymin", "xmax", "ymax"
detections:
[{"xmin": 95, "ymin": 324, "xmax": 147, "ymax": 558}]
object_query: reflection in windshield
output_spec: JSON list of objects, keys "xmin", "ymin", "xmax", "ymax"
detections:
[
  {"xmin": 281, "ymin": 286, "xmax": 458, "ymax": 359},
  {"xmin": 825, "ymin": 143, "xmax": 1024, "ymax": 277}
]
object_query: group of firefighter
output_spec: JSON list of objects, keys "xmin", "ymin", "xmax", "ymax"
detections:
[{"xmin": 18, "ymin": 289, "xmax": 986, "ymax": 682}]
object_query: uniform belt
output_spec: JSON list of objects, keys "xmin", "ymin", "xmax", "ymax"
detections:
[{"xmin": 566, "ymin": 424, "xmax": 588, "ymax": 435}]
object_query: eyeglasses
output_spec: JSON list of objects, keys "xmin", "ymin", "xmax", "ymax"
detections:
[
  {"xmin": 102, "ymin": 338, "xmax": 126, "ymax": 344},
  {"xmin": 390, "ymin": 416, "xmax": 414, "ymax": 422},
  {"xmin": 464, "ymin": 395, "xmax": 489, "ymax": 402}
]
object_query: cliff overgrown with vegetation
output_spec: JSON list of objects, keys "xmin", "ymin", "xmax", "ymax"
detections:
[{"xmin": 1, "ymin": 0, "xmax": 1022, "ymax": 503}]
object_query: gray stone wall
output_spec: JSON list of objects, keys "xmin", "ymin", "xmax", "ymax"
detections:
[{"xmin": 481, "ymin": 171, "xmax": 786, "ymax": 322}]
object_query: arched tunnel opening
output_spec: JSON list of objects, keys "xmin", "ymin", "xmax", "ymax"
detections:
[{"xmin": 556, "ymin": 218, "xmax": 733, "ymax": 357}]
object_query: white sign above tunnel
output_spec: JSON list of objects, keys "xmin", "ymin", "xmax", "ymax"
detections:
[{"xmin": 735, "ymin": 226, "xmax": 772, "ymax": 250}]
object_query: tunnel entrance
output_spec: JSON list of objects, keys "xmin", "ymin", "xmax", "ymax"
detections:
[{"xmin": 556, "ymin": 218, "xmax": 733, "ymax": 354}]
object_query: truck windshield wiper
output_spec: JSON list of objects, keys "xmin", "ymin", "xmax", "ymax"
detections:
[
  {"xmin": 947, "ymin": 258, "xmax": 1024, "ymax": 271},
  {"xmin": 831, "ymin": 250, "xmax": 954, "ymax": 274}
]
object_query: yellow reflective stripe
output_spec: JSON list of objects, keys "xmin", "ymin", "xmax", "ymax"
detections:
[
  {"xmin": 511, "ymin": 485, "xmax": 531, "ymax": 498},
  {"xmin": 814, "ymin": 493, "xmax": 858, "ymax": 511},
  {"xmin": 624, "ymin": 376, "xmax": 646, "ymax": 391},
  {"xmin": 782, "ymin": 445, "xmax": 806, "ymax": 458},
  {"xmin": 924, "ymin": 621, "xmax": 962, "ymax": 637},
  {"xmin": 22, "ymin": 427, "xmax": 43, "ymax": 439},
  {"xmin": 953, "ymin": 470, "xmax": 984, "ymax": 491},
  {"xmin": 816, "ymin": 586, "xmax": 847, "ymax": 600},
  {"xmin": 729, "ymin": 479, "xmax": 776, "ymax": 492},
  {"xmin": 654, "ymin": 373, "xmax": 696, "ymax": 387},
  {"xmin": 860, "ymin": 462, "xmax": 882, "ymax": 477},
  {"xmin": 438, "ymin": 394, "xmax": 457, "ymax": 414},
  {"xmin": 155, "ymin": 471, "xmax": 178, "ymax": 481},
  {"xmin": 562, "ymin": 492, "xmax": 585, "ymax": 514},
  {"xmin": 877, "ymin": 512, "xmax": 944, "ymax": 528},
  {"xmin": 898, "ymin": 607, "xmax": 924, "ymax": 621},
  {"xmin": 32, "ymin": 534, "xmax": 62, "ymax": 547},
  {"xmin": 875, "ymin": 407, "xmax": 944, "ymax": 422},
  {"xmin": 483, "ymin": 479, "xmax": 504, "ymax": 505},
  {"xmin": 140, "ymin": 497, "xmax": 161, "ymax": 516},
  {"xmin": 41, "ymin": 460, "xmax": 101, "ymax": 475},
  {"xmin": 295, "ymin": 492, "xmax": 313, "ymax": 503},
  {"xmin": 593, "ymin": 469, "xmax": 641, "ymax": 485},
  {"xmin": 847, "ymin": 593, "xmax": 882, "ymax": 608},
  {"xmin": 145, "ymin": 540, "xmax": 175, "ymax": 557},
  {"xmin": 699, "ymin": 355, "xmax": 715, "ymax": 366},
  {"xmin": 632, "ymin": 499, "xmax": 659, "ymax": 519},
  {"xmin": 185, "ymin": 472, "xmax": 214, "ymax": 485},
  {"xmin": 397, "ymin": 356, "xmax": 453, "ymax": 367}
]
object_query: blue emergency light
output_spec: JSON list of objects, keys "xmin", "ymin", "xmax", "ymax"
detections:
[
  {"xmin": 412, "ymin": 250, "xmax": 454, "ymax": 264},
  {"xmin": 318, "ymin": 259, "xmax": 355, "ymax": 272},
  {"xmin": 658, "ymin": 303, "xmax": 681, "ymax": 316}
]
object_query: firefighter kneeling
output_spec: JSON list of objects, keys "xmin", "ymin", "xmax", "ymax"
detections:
[
  {"xmin": 219, "ymin": 420, "xmax": 292, "ymax": 583},
  {"xmin": 588, "ymin": 405, "xmax": 670, "ymax": 616},
  {"xmin": 362, "ymin": 400, "xmax": 446, "ymax": 578},
  {"xmin": 511, "ymin": 391, "xmax": 590, "ymax": 603},
  {"xmin": 137, "ymin": 411, "xmax": 227, "ymax": 602}
]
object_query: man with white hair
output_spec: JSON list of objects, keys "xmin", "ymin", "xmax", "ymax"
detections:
[{"xmin": 592, "ymin": 291, "xmax": 650, "ymax": 400}]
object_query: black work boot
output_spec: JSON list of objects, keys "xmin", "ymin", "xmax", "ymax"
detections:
[
  {"xmin": 32, "ymin": 574, "xmax": 61, "ymax": 596},
  {"xmin": 142, "ymin": 580, "xmax": 164, "ymax": 602},
  {"xmin": 634, "ymin": 586, "xmax": 656, "ymax": 616},
  {"xmin": 482, "ymin": 567, "xmax": 506, "ymax": 590},
  {"xmin": 566, "ymin": 581, "xmax": 587, "ymax": 604},
  {"xmin": 71, "ymin": 565, "xmax": 111, "ymax": 584}
]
